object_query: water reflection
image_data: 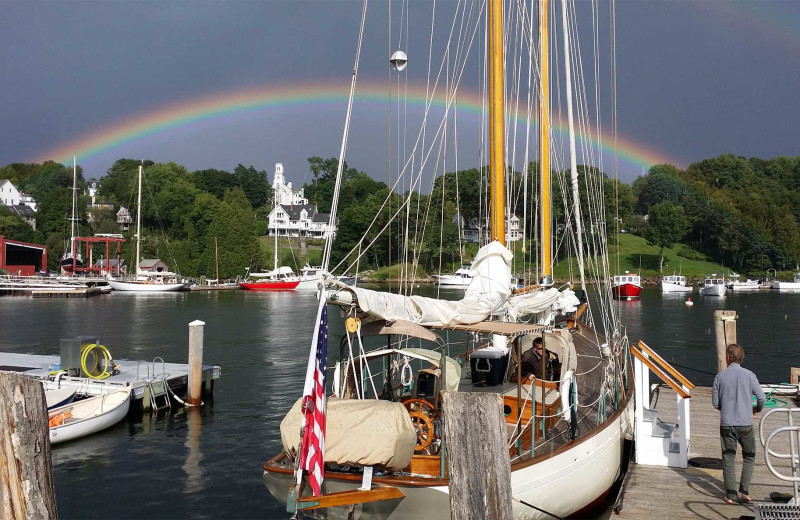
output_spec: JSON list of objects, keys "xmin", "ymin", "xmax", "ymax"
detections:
[{"xmin": 183, "ymin": 408, "xmax": 204, "ymax": 495}]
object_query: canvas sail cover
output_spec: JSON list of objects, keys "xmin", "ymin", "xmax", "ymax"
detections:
[
  {"xmin": 330, "ymin": 241, "xmax": 513, "ymax": 327},
  {"xmin": 281, "ymin": 397, "xmax": 416, "ymax": 470}
]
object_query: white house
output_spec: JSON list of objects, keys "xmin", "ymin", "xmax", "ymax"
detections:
[
  {"xmin": 7, "ymin": 204, "xmax": 36, "ymax": 230},
  {"xmin": 456, "ymin": 213, "xmax": 521, "ymax": 244},
  {"xmin": 0, "ymin": 179, "xmax": 21, "ymax": 206},
  {"xmin": 267, "ymin": 204, "xmax": 334, "ymax": 239},
  {"xmin": 267, "ymin": 163, "xmax": 336, "ymax": 239}
]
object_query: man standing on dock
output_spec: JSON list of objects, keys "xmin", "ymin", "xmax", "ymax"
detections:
[{"xmin": 712, "ymin": 343, "xmax": 766, "ymax": 505}]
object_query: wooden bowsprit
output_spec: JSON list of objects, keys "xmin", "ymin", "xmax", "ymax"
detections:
[{"xmin": 296, "ymin": 487, "xmax": 405, "ymax": 510}]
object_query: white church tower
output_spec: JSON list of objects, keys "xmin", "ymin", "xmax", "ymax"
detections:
[{"xmin": 272, "ymin": 163, "xmax": 307, "ymax": 206}]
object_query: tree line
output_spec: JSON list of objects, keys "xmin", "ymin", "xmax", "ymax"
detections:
[{"xmin": 1, "ymin": 152, "xmax": 798, "ymax": 277}]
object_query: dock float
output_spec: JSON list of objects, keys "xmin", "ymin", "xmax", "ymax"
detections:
[
  {"xmin": 0, "ymin": 351, "xmax": 220, "ymax": 411},
  {"xmin": 617, "ymin": 386, "xmax": 797, "ymax": 519},
  {"xmin": 32, "ymin": 287, "xmax": 106, "ymax": 298}
]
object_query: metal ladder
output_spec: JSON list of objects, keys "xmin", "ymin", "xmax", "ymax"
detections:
[
  {"xmin": 755, "ymin": 407, "xmax": 800, "ymax": 519},
  {"xmin": 136, "ymin": 358, "xmax": 172, "ymax": 413}
]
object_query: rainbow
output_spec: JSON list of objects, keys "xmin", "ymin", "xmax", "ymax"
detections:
[{"xmin": 36, "ymin": 80, "xmax": 679, "ymax": 172}]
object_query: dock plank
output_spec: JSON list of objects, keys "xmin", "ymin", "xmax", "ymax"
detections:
[{"xmin": 618, "ymin": 386, "xmax": 796, "ymax": 519}]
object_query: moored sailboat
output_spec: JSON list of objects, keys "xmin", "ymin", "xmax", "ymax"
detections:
[
  {"xmin": 108, "ymin": 165, "xmax": 185, "ymax": 292},
  {"xmin": 263, "ymin": 1, "xmax": 633, "ymax": 518}
]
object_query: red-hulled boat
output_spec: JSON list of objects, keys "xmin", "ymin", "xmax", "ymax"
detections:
[
  {"xmin": 240, "ymin": 266, "xmax": 300, "ymax": 291},
  {"xmin": 612, "ymin": 272, "xmax": 642, "ymax": 300}
]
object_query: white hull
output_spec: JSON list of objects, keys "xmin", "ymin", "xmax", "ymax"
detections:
[
  {"xmin": 49, "ymin": 390, "xmax": 131, "ymax": 444},
  {"xmin": 699, "ymin": 284, "xmax": 726, "ymax": 296},
  {"xmin": 661, "ymin": 281, "xmax": 692, "ymax": 293},
  {"xmin": 435, "ymin": 275, "xmax": 470, "ymax": 287},
  {"xmin": 265, "ymin": 400, "xmax": 633, "ymax": 519},
  {"xmin": 772, "ymin": 281, "xmax": 800, "ymax": 291},
  {"xmin": 295, "ymin": 276, "xmax": 325, "ymax": 290},
  {"xmin": 109, "ymin": 279, "xmax": 185, "ymax": 292},
  {"xmin": 729, "ymin": 284, "xmax": 760, "ymax": 291}
]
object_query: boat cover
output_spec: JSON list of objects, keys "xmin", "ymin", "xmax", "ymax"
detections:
[
  {"xmin": 330, "ymin": 241, "xmax": 512, "ymax": 327},
  {"xmin": 280, "ymin": 397, "xmax": 416, "ymax": 470}
]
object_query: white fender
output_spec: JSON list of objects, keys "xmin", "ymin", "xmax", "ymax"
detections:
[
  {"xmin": 561, "ymin": 370, "xmax": 575, "ymax": 421},
  {"xmin": 332, "ymin": 361, "xmax": 341, "ymax": 397}
]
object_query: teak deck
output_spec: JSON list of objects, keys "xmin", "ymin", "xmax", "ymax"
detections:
[{"xmin": 618, "ymin": 386, "xmax": 796, "ymax": 520}]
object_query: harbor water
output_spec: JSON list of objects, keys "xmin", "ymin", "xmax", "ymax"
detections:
[{"xmin": 0, "ymin": 287, "xmax": 799, "ymax": 519}]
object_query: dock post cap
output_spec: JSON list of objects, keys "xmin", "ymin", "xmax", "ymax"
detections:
[{"xmin": 189, "ymin": 320, "xmax": 206, "ymax": 327}]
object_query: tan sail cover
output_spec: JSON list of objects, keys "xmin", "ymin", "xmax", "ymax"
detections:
[{"xmin": 280, "ymin": 397, "xmax": 416, "ymax": 470}]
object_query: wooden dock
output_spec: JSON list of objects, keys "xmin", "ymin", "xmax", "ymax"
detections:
[
  {"xmin": 32, "ymin": 287, "xmax": 106, "ymax": 298},
  {"xmin": 617, "ymin": 386, "xmax": 798, "ymax": 519}
]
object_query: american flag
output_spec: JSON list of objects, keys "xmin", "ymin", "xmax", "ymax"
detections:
[{"xmin": 299, "ymin": 303, "xmax": 328, "ymax": 496}]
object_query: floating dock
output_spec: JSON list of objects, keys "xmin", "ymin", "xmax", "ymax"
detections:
[
  {"xmin": 617, "ymin": 386, "xmax": 797, "ymax": 519},
  {"xmin": 0, "ymin": 351, "xmax": 220, "ymax": 411},
  {"xmin": 32, "ymin": 287, "xmax": 106, "ymax": 298}
]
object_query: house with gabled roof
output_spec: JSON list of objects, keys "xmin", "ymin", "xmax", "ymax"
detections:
[{"xmin": 267, "ymin": 163, "xmax": 336, "ymax": 239}]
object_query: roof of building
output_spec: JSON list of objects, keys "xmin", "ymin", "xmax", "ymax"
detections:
[
  {"xmin": 312, "ymin": 213, "xmax": 332, "ymax": 223},
  {"xmin": 6, "ymin": 204, "xmax": 35, "ymax": 217},
  {"xmin": 278, "ymin": 204, "xmax": 318, "ymax": 221},
  {"xmin": 96, "ymin": 258, "xmax": 126, "ymax": 267},
  {"xmin": 139, "ymin": 259, "xmax": 167, "ymax": 268},
  {"xmin": 117, "ymin": 207, "xmax": 131, "ymax": 215}
]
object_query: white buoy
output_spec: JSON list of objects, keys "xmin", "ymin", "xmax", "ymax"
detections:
[{"xmin": 685, "ymin": 297, "xmax": 693, "ymax": 306}]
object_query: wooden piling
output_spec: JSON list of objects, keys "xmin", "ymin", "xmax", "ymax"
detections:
[
  {"xmin": 187, "ymin": 320, "xmax": 205, "ymax": 406},
  {"xmin": 0, "ymin": 372, "xmax": 58, "ymax": 520},
  {"xmin": 713, "ymin": 310, "xmax": 737, "ymax": 373},
  {"xmin": 442, "ymin": 392, "xmax": 512, "ymax": 520}
]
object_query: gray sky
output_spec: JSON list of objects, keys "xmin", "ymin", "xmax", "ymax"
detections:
[{"xmin": 1, "ymin": 1, "xmax": 798, "ymax": 187}]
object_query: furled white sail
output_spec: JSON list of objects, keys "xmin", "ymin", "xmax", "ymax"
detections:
[
  {"xmin": 507, "ymin": 287, "xmax": 581, "ymax": 323},
  {"xmin": 330, "ymin": 241, "xmax": 512, "ymax": 327}
]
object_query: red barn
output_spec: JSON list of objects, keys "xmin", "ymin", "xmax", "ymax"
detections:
[{"xmin": 0, "ymin": 235, "xmax": 48, "ymax": 276}]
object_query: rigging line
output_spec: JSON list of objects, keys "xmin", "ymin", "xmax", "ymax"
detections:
[
  {"xmin": 322, "ymin": 0, "xmax": 369, "ymax": 273},
  {"xmin": 388, "ymin": 0, "xmax": 392, "ymax": 292}
]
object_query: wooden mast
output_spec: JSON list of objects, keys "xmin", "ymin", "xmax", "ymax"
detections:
[
  {"xmin": 489, "ymin": 0, "xmax": 506, "ymax": 245},
  {"xmin": 539, "ymin": 0, "xmax": 552, "ymax": 284}
]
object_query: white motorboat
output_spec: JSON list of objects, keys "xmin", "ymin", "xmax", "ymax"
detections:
[
  {"xmin": 435, "ymin": 266, "xmax": 473, "ymax": 287},
  {"xmin": 727, "ymin": 278, "xmax": 760, "ymax": 291},
  {"xmin": 699, "ymin": 277, "xmax": 727, "ymax": 296},
  {"xmin": 48, "ymin": 389, "xmax": 131, "ymax": 445},
  {"xmin": 772, "ymin": 272, "xmax": 800, "ymax": 291},
  {"xmin": 661, "ymin": 275, "xmax": 692, "ymax": 293}
]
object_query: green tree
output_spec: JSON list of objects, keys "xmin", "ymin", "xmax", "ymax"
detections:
[
  {"xmin": 645, "ymin": 201, "xmax": 688, "ymax": 272},
  {"xmin": 203, "ymin": 187, "xmax": 259, "ymax": 278}
]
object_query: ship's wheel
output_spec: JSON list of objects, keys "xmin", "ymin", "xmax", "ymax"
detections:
[
  {"xmin": 408, "ymin": 411, "xmax": 434, "ymax": 452},
  {"xmin": 401, "ymin": 398, "xmax": 437, "ymax": 416}
]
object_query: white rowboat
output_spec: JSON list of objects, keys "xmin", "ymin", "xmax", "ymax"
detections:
[{"xmin": 48, "ymin": 389, "xmax": 131, "ymax": 445}]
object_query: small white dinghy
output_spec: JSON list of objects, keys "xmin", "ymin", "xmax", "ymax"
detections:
[
  {"xmin": 45, "ymin": 386, "xmax": 78, "ymax": 410},
  {"xmin": 48, "ymin": 389, "xmax": 131, "ymax": 445}
]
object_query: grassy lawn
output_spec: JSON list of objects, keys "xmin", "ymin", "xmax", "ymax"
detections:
[{"xmin": 257, "ymin": 236, "xmax": 324, "ymax": 270}]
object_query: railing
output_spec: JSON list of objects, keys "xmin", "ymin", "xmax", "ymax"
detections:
[
  {"xmin": 632, "ymin": 340, "xmax": 694, "ymax": 468},
  {"xmin": 759, "ymin": 407, "xmax": 800, "ymax": 504},
  {"xmin": 631, "ymin": 340, "xmax": 695, "ymax": 398}
]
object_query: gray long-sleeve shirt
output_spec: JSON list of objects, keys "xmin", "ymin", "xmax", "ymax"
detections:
[{"xmin": 712, "ymin": 363, "xmax": 766, "ymax": 427}]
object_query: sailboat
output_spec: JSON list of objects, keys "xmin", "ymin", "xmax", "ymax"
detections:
[
  {"xmin": 240, "ymin": 194, "xmax": 329, "ymax": 291},
  {"xmin": 60, "ymin": 156, "xmax": 84, "ymax": 273},
  {"xmin": 263, "ymin": 1, "xmax": 633, "ymax": 518},
  {"xmin": 108, "ymin": 165, "xmax": 185, "ymax": 292}
]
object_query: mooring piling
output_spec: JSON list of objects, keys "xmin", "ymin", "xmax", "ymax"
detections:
[{"xmin": 187, "ymin": 320, "xmax": 205, "ymax": 406}]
